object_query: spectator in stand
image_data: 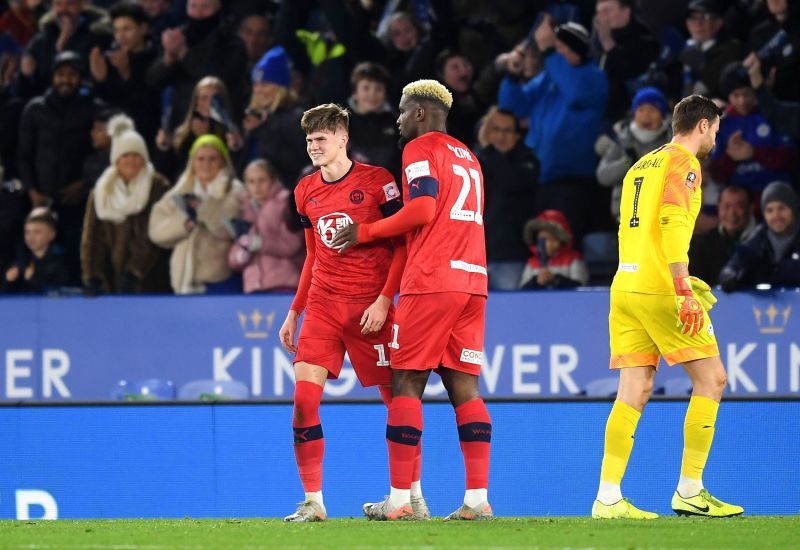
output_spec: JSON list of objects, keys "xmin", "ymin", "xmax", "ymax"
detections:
[
  {"xmin": 680, "ymin": 0, "xmax": 742, "ymax": 100},
  {"xmin": 596, "ymin": 86, "xmax": 672, "ymax": 223},
  {"xmin": 689, "ymin": 185, "xmax": 756, "ymax": 286},
  {"xmin": 346, "ymin": 61, "xmax": 400, "ymax": 176},
  {"xmin": 720, "ymin": 181, "xmax": 800, "ymax": 291},
  {"xmin": 237, "ymin": 12, "xmax": 273, "ymax": 72},
  {"xmin": 148, "ymin": 134, "xmax": 243, "ymax": 294},
  {"xmin": 3, "ymin": 207, "xmax": 72, "ymax": 293},
  {"xmin": 593, "ymin": 0, "xmax": 660, "ymax": 121},
  {"xmin": 81, "ymin": 114, "xmax": 170, "ymax": 294},
  {"xmin": 242, "ymin": 46, "xmax": 307, "ymax": 188},
  {"xmin": 435, "ymin": 49, "xmax": 485, "ymax": 147},
  {"xmin": 519, "ymin": 209, "xmax": 589, "ymax": 289},
  {"xmin": 154, "ymin": 75, "xmax": 241, "ymax": 181},
  {"xmin": 476, "ymin": 38, "xmax": 543, "ymax": 109},
  {"xmin": 17, "ymin": 51, "xmax": 100, "ymax": 281},
  {"xmin": 498, "ymin": 16, "xmax": 607, "ymax": 244},
  {"xmin": 227, "ymin": 159, "xmax": 303, "ymax": 294},
  {"xmin": 0, "ymin": 0, "xmax": 48, "ymax": 48},
  {"xmin": 709, "ymin": 63, "xmax": 796, "ymax": 198},
  {"xmin": 90, "ymin": 1, "xmax": 161, "ymax": 146},
  {"xmin": 477, "ymin": 107, "xmax": 539, "ymax": 290},
  {"xmin": 18, "ymin": 0, "xmax": 112, "ymax": 98},
  {"xmin": 137, "ymin": 0, "xmax": 180, "ymax": 41},
  {"xmin": 748, "ymin": 0, "xmax": 800, "ymax": 102},
  {"xmin": 81, "ymin": 107, "xmax": 117, "ymax": 192},
  {"xmin": 383, "ymin": 12, "xmax": 437, "ymax": 100},
  {"xmin": 743, "ymin": 52, "xmax": 800, "ymax": 140},
  {"xmin": 146, "ymin": 0, "xmax": 247, "ymax": 130}
]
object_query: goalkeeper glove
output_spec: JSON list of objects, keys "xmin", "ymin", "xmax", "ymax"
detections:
[
  {"xmin": 689, "ymin": 276, "xmax": 717, "ymax": 312},
  {"xmin": 674, "ymin": 276, "xmax": 704, "ymax": 337}
]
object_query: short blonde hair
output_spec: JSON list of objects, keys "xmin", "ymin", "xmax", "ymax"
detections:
[
  {"xmin": 301, "ymin": 103, "xmax": 350, "ymax": 135},
  {"xmin": 402, "ymin": 79, "xmax": 453, "ymax": 109}
]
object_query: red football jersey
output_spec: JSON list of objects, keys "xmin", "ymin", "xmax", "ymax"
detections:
[
  {"xmin": 400, "ymin": 131, "xmax": 487, "ymax": 296},
  {"xmin": 295, "ymin": 162, "xmax": 402, "ymax": 302}
]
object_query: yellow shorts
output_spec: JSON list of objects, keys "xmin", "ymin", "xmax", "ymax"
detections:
[{"xmin": 609, "ymin": 290, "xmax": 719, "ymax": 369}]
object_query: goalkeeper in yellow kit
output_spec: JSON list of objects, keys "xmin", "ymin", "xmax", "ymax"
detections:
[{"xmin": 592, "ymin": 95, "xmax": 744, "ymax": 519}]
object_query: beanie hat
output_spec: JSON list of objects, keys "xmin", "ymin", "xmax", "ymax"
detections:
[
  {"xmin": 252, "ymin": 45, "xmax": 291, "ymax": 87},
  {"xmin": 631, "ymin": 86, "xmax": 668, "ymax": 117},
  {"xmin": 189, "ymin": 133, "xmax": 229, "ymax": 160},
  {"xmin": 52, "ymin": 50, "xmax": 84, "ymax": 75},
  {"xmin": 761, "ymin": 181, "xmax": 799, "ymax": 216},
  {"xmin": 555, "ymin": 22, "xmax": 590, "ymax": 61},
  {"xmin": 108, "ymin": 114, "xmax": 149, "ymax": 164},
  {"xmin": 719, "ymin": 62, "xmax": 751, "ymax": 98}
]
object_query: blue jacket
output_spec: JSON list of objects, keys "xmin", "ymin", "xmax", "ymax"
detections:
[{"xmin": 498, "ymin": 51, "xmax": 608, "ymax": 184}]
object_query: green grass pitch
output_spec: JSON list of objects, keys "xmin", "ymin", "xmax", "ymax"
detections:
[{"xmin": 1, "ymin": 516, "xmax": 798, "ymax": 549}]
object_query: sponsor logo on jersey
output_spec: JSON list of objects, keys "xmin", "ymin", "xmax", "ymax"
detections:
[
  {"xmin": 317, "ymin": 212, "xmax": 354, "ymax": 248},
  {"xmin": 383, "ymin": 181, "xmax": 400, "ymax": 201},
  {"xmin": 405, "ymin": 160, "xmax": 430, "ymax": 182},
  {"xmin": 349, "ymin": 190, "xmax": 364, "ymax": 204},
  {"xmin": 460, "ymin": 348, "xmax": 484, "ymax": 365}
]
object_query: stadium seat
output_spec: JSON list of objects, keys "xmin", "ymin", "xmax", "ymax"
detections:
[
  {"xmin": 582, "ymin": 231, "xmax": 618, "ymax": 286},
  {"xmin": 583, "ymin": 377, "xmax": 619, "ymax": 397},
  {"xmin": 177, "ymin": 379, "xmax": 250, "ymax": 401},
  {"xmin": 663, "ymin": 377, "xmax": 693, "ymax": 396},
  {"xmin": 111, "ymin": 378, "xmax": 176, "ymax": 401}
]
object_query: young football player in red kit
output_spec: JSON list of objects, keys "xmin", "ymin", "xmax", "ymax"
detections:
[
  {"xmin": 331, "ymin": 80, "xmax": 492, "ymax": 521},
  {"xmin": 278, "ymin": 104, "xmax": 428, "ymax": 522}
]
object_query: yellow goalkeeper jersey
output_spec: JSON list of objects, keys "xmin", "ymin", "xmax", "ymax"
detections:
[{"xmin": 611, "ymin": 142, "xmax": 702, "ymax": 295}]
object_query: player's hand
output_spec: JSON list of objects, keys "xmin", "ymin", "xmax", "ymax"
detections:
[
  {"xmin": 674, "ymin": 276, "xmax": 704, "ymax": 337},
  {"xmin": 360, "ymin": 295, "xmax": 391, "ymax": 335},
  {"xmin": 329, "ymin": 222, "xmax": 360, "ymax": 253},
  {"xmin": 279, "ymin": 310, "xmax": 299, "ymax": 353},
  {"xmin": 689, "ymin": 276, "xmax": 717, "ymax": 312}
]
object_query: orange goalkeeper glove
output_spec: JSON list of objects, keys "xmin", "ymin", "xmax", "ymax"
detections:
[{"xmin": 674, "ymin": 276, "xmax": 704, "ymax": 337}]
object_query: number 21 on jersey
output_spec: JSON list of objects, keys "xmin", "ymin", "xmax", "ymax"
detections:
[{"xmin": 450, "ymin": 164, "xmax": 483, "ymax": 225}]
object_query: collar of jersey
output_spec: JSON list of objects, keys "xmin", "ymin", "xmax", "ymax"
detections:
[{"xmin": 321, "ymin": 160, "xmax": 356, "ymax": 184}]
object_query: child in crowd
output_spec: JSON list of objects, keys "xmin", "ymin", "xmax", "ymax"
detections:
[
  {"xmin": 228, "ymin": 159, "xmax": 304, "ymax": 293},
  {"xmin": 3, "ymin": 207, "xmax": 70, "ymax": 293},
  {"xmin": 519, "ymin": 209, "xmax": 589, "ymax": 289}
]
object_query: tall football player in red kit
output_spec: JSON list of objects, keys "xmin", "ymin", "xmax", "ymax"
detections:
[
  {"xmin": 279, "ymin": 104, "xmax": 428, "ymax": 522},
  {"xmin": 332, "ymin": 81, "xmax": 492, "ymax": 521}
]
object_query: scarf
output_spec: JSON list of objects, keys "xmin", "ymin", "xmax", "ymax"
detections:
[
  {"xmin": 93, "ymin": 163, "xmax": 155, "ymax": 224},
  {"xmin": 629, "ymin": 120, "xmax": 667, "ymax": 144}
]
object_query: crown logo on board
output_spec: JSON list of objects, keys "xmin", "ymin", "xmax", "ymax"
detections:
[
  {"xmin": 752, "ymin": 304, "xmax": 791, "ymax": 334},
  {"xmin": 238, "ymin": 309, "xmax": 275, "ymax": 339}
]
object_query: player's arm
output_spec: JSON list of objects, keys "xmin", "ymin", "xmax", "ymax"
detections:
[
  {"xmin": 360, "ymin": 239, "xmax": 407, "ymax": 335},
  {"xmin": 279, "ymin": 218, "xmax": 315, "ymax": 353},
  {"xmin": 659, "ymin": 161, "xmax": 704, "ymax": 337}
]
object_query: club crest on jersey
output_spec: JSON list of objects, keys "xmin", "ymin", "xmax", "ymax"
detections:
[
  {"xmin": 317, "ymin": 212, "xmax": 354, "ymax": 248},
  {"xmin": 349, "ymin": 190, "xmax": 364, "ymax": 204},
  {"xmin": 685, "ymin": 171, "xmax": 697, "ymax": 190}
]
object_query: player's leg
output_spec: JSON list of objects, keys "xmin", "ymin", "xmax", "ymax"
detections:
[
  {"xmin": 285, "ymin": 361, "xmax": 329, "ymax": 522},
  {"xmin": 594, "ymin": 290, "xmax": 659, "ymax": 519},
  {"xmin": 440, "ymin": 367, "xmax": 494, "ymax": 521},
  {"xmin": 672, "ymin": 355, "xmax": 743, "ymax": 517}
]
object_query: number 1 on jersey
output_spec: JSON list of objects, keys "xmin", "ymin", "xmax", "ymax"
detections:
[
  {"xmin": 450, "ymin": 164, "xmax": 483, "ymax": 225},
  {"xmin": 630, "ymin": 176, "xmax": 644, "ymax": 228}
]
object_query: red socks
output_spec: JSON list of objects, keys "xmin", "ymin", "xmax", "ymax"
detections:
[
  {"xmin": 379, "ymin": 387, "xmax": 423, "ymax": 487},
  {"xmin": 386, "ymin": 396, "xmax": 423, "ymax": 489},
  {"xmin": 292, "ymin": 381, "xmax": 325, "ymax": 492},
  {"xmin": 456, "ymin": 398, "xmax": 492, "ymax": 489}
]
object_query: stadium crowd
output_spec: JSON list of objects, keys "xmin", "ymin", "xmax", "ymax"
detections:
[{"xmin": 0, "ymin": 0, "xmax": 798, "ymax": 295}]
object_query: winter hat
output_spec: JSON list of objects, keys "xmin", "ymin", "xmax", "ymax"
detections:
[
  {"xmin": 687, "ymin": 0, "xmax": 724, "ymax": 18},
  {"xmin": 631, "ymin": 86, "xmax": 668, "ymax": 117},
  {"xmin": 554, "ymin": 22, "xmax": 590, "ymax": 61},
  {"xmin": 189, "ymin": 133, "xmax": 229, "ymax": 159},
  {"xmin": 108, "ymin": 114, "xmax": 149, "ymax": 164},
  {"xmin": 761, "ymin": 181, "xmax": 799, "ymax": 217},
  {"xmin": 523, "ymin": 209, "xmax": 573, "ymax": 247},
  {"xmin": 719, "ymin": 62, "xmax": 751, "ymax": 98},
  {"xmin": 252, "ymin": 45, "xmax": 291, "ymax": 87},
  {"xmin": 52, "ymin": 50, "xmax": 84, "ymax": 74}
]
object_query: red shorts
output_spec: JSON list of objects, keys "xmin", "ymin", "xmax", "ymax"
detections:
[
  {"xmin": 295, "ymin": 295, "xmax": 394, "ymax": 387},
  {"xmin": 391, "ymin": 292, "xmax": 486, "ymax": 376}
]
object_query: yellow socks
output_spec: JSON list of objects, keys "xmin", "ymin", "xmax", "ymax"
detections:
[
  {"xmin": 678, "ymin": 395, "xmax": 719, "ymax": 496},
  {"xmin": 597, "ymin": 400, "xmax": 641, "ymax": 504}
]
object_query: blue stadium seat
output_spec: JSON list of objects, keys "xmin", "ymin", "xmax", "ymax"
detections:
[
  {"xmin": 582, "ymin": 231, "xmax": 618, "ymax": 286},
  {"xmin": 178, "ymin": 379, "xmax": 250, "ymax": 401},
  {"xmin": 111, "ymin": 378, "xmax": 176, "ymax": 401},
  {"xmin": 583, "ymin": 377, "xmax": 619, "ymax": 397},
  {"xmin": 663, "ymin": 377, "xmax": 693, "ymax": 396}
]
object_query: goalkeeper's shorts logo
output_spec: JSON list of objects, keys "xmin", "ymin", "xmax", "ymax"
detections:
[{"xmin": 460, "ymin": 348, "xmax": 483, "ymax": 365}]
